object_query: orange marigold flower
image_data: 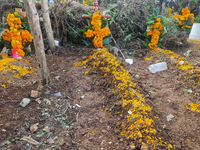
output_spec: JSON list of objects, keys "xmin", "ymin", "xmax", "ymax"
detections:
[
  {"xmin": 148, "ymin": 42, "xmax": 157, "ymax": 49},
  {"xmin": 85, "ymin": 29, "xmax": 94, "ymax": 37},
  {"xmin": 169, "ymin": 8, "xmax": 172, "ymax": 15},
  {"xmin": 185, "ymin": 25, "xmax": 191, "ymax": 28},
  {"xmin": 156, "ymin": 18, "xmax": 161, "ymax": 22},
  {"xmin": 14, "ymin": 12, "xmax": 18, "ymax": 16}
]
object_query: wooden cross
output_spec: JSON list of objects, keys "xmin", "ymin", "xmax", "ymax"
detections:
[{"xmin": 81, "ymin": 0, "xmax": 111, "ymax": 19}]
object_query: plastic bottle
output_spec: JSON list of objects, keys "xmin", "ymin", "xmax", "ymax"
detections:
[{"xmin": 148, "ymin": 62, "xmax": 168, "ymax": 73}]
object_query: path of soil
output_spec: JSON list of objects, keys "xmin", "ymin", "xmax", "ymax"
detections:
[{"xmin": 0, "ymin": 47, "xmax": 200, "ymax": 150}]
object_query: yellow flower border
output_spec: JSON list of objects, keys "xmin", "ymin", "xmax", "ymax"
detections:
[{"xmin": 74, "ymin": 48, "xmax": 173, "ymax": 149}]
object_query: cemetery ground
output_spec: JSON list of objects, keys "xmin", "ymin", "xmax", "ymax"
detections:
[{"xmin": 1, "ymin": 45, "xmax": 200, "ymax": 150}]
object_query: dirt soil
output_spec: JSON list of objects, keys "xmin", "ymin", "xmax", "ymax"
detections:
[{"xmin": 1, "ymin": 47, "xmax": 200, "ymax": 150}]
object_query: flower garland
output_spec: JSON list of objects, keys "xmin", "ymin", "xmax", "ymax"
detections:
[
  {"xmin": 2, "ymin": 12, "xmax": 33, "ymax": 57},
  {"xmin": 74, "ymin": 48, "xmax": 173, "ymax": 149},
  {"xmin": 146, "ymin": 18, "xmax": 165, "ymax": 49},
  {"xmin": 84, "ymin": 12, "xmax": 111, "ymax": 48},
  {"xmin": 173, "ymin": 8, "xmax": 194, "ymax": 29}
]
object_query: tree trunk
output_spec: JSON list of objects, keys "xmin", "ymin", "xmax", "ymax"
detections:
[
  {"xmin": 41, "ymin": 0, "xmax": 56, "ymax": 52},
  {"xmin": 23, "ymin": 0, "xmax": 50, "ymax": 84}
]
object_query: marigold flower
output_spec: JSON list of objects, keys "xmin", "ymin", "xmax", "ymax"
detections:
[
  {"xmin": 156, "ymin": 18, "xmax": 161, "ymax": 22},
  {"xmin": 169, "ymin": 8, "xmax": 172, "ymax": 15},
  {"xmin": 185, "ymin": 25, "xmax": 191, "ymax": 28},
  {"xmin": 148, "ymin": 42, "xmax": 157, "ymax": 49},
  {"xmin": 14, "ymin": 12, "xmax": 18, "ymax": 16}
]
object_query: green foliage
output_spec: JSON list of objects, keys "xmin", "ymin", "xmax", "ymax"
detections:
[
  {"xmin": 123, "ymin": 51, "xmax": 138, "ymax": 57},
  {"xmin": 195, "ymin": 10, "xmax": 200, "ymax": 23},
  {"xmin": 88, "ymin": 0, "xmax": 93, "ymax": 6},
  {"xmin": 17, "ymin": 0, "xmax": 23, "ymax": 5},
  {"xmin": 104, "ymin": 0, "xmax": 156, "ymax": 49},
  {"xmin": 163, "ymin": 15, "xmax": 179, "ymax": 34},
  {"xmin": 67, "ymin": 26, "xmax": 84, "ymax": 44}
]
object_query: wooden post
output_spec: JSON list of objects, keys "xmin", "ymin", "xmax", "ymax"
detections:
[
  {"xmin": 23, "ymin": 0, "xmax": 50, "ymax": 84},
  {"xmin": 41, "ymin": 0, "xmax": 56, "ymax": 52}
]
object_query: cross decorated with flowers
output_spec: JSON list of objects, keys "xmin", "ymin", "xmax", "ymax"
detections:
[{"xmin": 81, "ymin": 0, "xmax": 111, "ymax": 48}]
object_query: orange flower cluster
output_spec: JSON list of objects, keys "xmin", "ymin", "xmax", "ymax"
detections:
[
  {"xmin": 84, "ymin": 0, "xmax": 89, "ymax": 5},
  {"xmin": 185, "ymin": 103, "xmax": 200, "ymax": 113},
  {"xmin": 21, "ymin": 30, "xmax": 33, "ymax": 45},
  {"xmin": 173, "ymin": 8, "xmax": 194, "ymax": 28},
  {"xmin": 169, "ymin": 8, "xmax": 172, "ymax": 15},
  {"xmin": 6, "ymin": 13, "xmax": 22, "ymax": 30},
  {"xmin": 2, "ymin": 12, "xmax": 33, "ymax": 57},
  {"xmin": 84, "ymin": 12, "xmax": 110, "ymax": 48},
  {"xmin": 147, "ymin": 18, "xmax": 164, "ymax": 49}
]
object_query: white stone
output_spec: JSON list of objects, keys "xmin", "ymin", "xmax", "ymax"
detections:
[{"xmin": 20, "ymin": 98, "xmax": 30, "ymax": 107}]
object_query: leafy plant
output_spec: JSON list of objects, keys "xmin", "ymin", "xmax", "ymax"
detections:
[
  {"xmin": 104, "ymin": 0, "xmax": 156, "ymax": 49},
  {"xmin": 195, "ymin": 9, "xmax": 200, "ymax": 23}
]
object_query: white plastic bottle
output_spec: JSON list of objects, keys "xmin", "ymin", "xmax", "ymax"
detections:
[{"xmin": 148, "ymin": 62, "xmax": 168, "ymax": 73}]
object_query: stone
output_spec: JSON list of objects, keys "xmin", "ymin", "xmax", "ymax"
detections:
[
  {"xmin": 135, "ymin": 74, "xmax": 139, "ymax": 79},
  {"xmin": 141, "ymin": 145, "xmax": 149, "ymax": 150},
  {"xmin": 102, "ymin": 129, "xmax": 107, "ymax": 133},
  {"xmin": 31, "ymin": 90, "xmax": 39, "ymax": 98},
  {"xmin": 47, "ymin": 137, "xmax": 54, "ymax": 144},
  {"xmin": 89, "ymin": 137, "xmax": 93, "ymax": 141},
  {"xmin": 138, "ymin": 54, "xmax": 143, "ymax": 57},
  {"xmin": 55, "ymin": 76, "xmax": 60, "ymax": 80},
  {"xmin": 1, "ymin": 129, "xmax": 6, "ymax": 132},
  {"xmin": 43, "ymin": 126, "xmax": 50, "ymax": 133},
  {"xmin": 54, "ymin": 92, "xmax": 62, "ymax": 97},
  {"xmin": 130, "ymin": 145, "xmax": 136, "ymax": 149},
  {"xmin": 20, "ymin": 98, "xmax": 30, "ymax": 107},
  {"xmin": 30, "ymin": 124, "xmax": 38, "ymax": 133},
  {"xmin": 178, "ymin": 61, "xmax": 184, "ymax": 65}
]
